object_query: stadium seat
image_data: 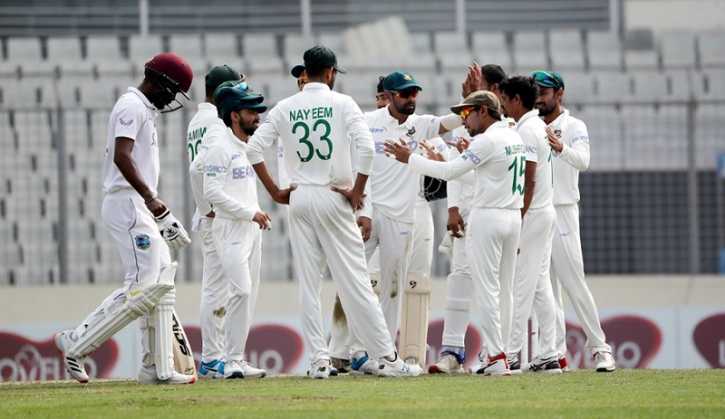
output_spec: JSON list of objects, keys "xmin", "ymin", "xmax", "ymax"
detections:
[
  {"xmin": 695, "ymin": 103, "xmax": 725, "ymax": 169},
  {"xmin": 660, "ymin": 32, "xmax": 696, "ymax": 69},
  {"xmin": 283, "ymin": 34, "xmax": 316, "ymax": 68},
  {"xmin": 698, "ymin": 31, "xmax": 725, "ymax": 68},
  {"xmin": 577, "ymin": 106, "xmax": 623, "ymax": 171},
  {"xmin": 7, "ymin": 37, "xmax": 55, "ymax": 78},
  {"xmin": 169, "ymin": 33, "xmax": 204, "ymax": 62},
  {"xmin": 591, "ymin": 71, "xmax": 633, "ymax": 102},
  {"xmin": 587, "ymin": 31, "xmax": 622, "ymax": 71},
  {"xmin": 623, "ymin": 29, "xmax": 659, "ymax": 70},
  {"xmin": 621, "ymin": 104, "xmax": 688, "ymax": 170},
  {"xmin": 86, "ymin": 35, "xmax": 133, "ymax": 78},
  {"xmin": 242, "ymin": 33, "xmax": 284, "ymax": 75},
  {"xmin": 550, "ymin": 29, "xmax": 586, "ymax": 71},
  {"xmin": 434, "ymin": 31, "xmax": 473, "ymax": 71},
  {"xmin": 629, "ymin": 71, "xmax": 669, "ymax": 100},
  {"xmin": 128, "ymin": 34, "xmax": 166, "ymax": 69},
  {"xmin": 700, "ymin": 69, "xmax": 725, "ymax": 99},
  {"xmin": 512, "ymin": 31, "xmax": 548, "ymax": 74},
  {"xmin": 46, "ymin": 36, "xmax": 94, "ymax": 78},
  {"xmin": 204, "ymin": 32, "xmax": 240, "ymax": 62},
  {"xmin": 559, "ymin": 71, "xmax": 596, "ymax": 103},
  {"xmin": 471, "ymin": 31, "xmax": 512, "ymax": 72}
]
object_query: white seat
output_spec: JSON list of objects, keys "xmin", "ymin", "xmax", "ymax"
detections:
[
  {"xmin": 471, "ymin": 31, "xmax": 512, "ymax": 72},
  {"xmin": 550, "ymin": 30, "xmax": 585, "ymax": 70},
  {"xmin": 577, "ymin": 106, "xmax": 623, "ymax": 171},
  {"xmin": 204, "ymin": 32, "xmax": 239, "ymax": 61},
  {"xmin": 512, "ymin": 31, "xmax": 548, "ymax": 73},
  {"xmin": 621, "ymin": 104, "xmax": 687, "ymax": 170},
  {"xmin": 7, "ymin": 37, "xmax": 55, "ymax": 78},
  {"xmin": 591, "ymin": 71, "xmax": 632, "ymax": 101},
  {"xmin": 434, "ymin": 31, "xmax": 473, "ymax": 71},
  {"xmin": 128, "ymin": 34, "xmax": 166, "ymax": 68},
  {"xmin": 399, "ymin": 32, "xmax": 436, "ymax": 72},
  {"xmin": 698, "ymin": 31, "xmax": 725, "ymax": 68},
  {"xmin": 283, "ymin": 34, "xmax": 317, "ymax": 67},
  {"xmin": 87, "ymin": 36, "xmax": 132, "ymax": 77},
  {"xmin": 629, "ymin": 71, "xmax": 669, "ymax": 100},
  {"xmin": 242, "ymin": 34, "xmax": 283, "ymax": 76},
  {"xmin": 559, "ymin": 72, "xmax": 596, "ymax": 103},
  {"xmin": 587, "ymin": 31, "xmax": 622, "ymax": 71},
  {"xmin": 701, "ymin": 69, "xmax": 725, "ymax": 99},
  {"xmin": 47, "ymin": 36, "xmax": 94, "ymax": 77},
  {"xmin": 169, "ymin": 33, "xmax": 204, "ymax": 62},
  {"xmin": 660, "ymin": 32, "xmax": 696, "ymax": 69},
  {"xmin": 695, "ymin": 103, "xmax": 725, "ymax": 169},
  {"xmin": 79, "ymin": 78, "xmax": 119, "ymax": 108}
]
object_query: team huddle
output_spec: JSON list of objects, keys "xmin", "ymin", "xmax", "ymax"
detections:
[{"xmin": 53, "ymin": 44, "xmax": 615, "ymax": 384}]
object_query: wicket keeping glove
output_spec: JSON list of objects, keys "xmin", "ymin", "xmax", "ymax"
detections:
[{"xmin": 154, "ymin": 210, "xmax": 191, "ymax": 250}]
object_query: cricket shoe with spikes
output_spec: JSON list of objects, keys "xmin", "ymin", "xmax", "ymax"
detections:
[
  {"xmin": 137, "ymin": 365, "xmax": 196, "ymax": 385},
  {"xmin": 198, "ymin": 359, "xmax": 224, "ymax": 379},
  {"xmin": 378, "ymin": 353, "xmax": 422, "ymax": 377},
  {"xmin": 428, "ymin": 353, "xmax": 465, "ymax": 374},
  {"xmin": 351, "ymin": 351, "xmax": 379, "ymax": 376},
  {"xmin": 54, "ymin": 330, "xmax": 89, "ymax": 383},
  {"xmin": 522, "ymin": 356, "xmax": 562, "ymax": 374},
  {"xmin": 308, "ymin": 359, "xmax": 334, "ymax": 379},
  {"xmin": 473, "ymin": 353, "xmax": 511, "ymax": 376}
]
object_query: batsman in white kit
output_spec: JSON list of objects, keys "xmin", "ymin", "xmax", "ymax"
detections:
[
  {"xmin": 532, "ymin": 71, "xmax": 615, "ymax": 372},
  {"xmin": 498, "ymin": 75, "xmax": 561, "ymax": 374},
  {"xmin": 385, "ymin": 90, "xmax": 525, "ymax": 376},
  {"xmin": 197, "ymin": 83, "xmax": 271, "ymax": 379},
  {"xmin": 247, "ymin": 45, "xmax": 421, "ymax": 378},
  {"xmin": 53, "ymin": 53, "xmax": 196, "ymax": 384},
  {"xmin": 187, "ymin": 65, "xmax": 245, "ymax": 379}
]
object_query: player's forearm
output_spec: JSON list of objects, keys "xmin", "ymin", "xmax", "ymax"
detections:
[
  {"xmin": 114, "ymin": 154, "xmax": 154, "ymax": 200},
  {"xmin": 558, "ymin": 139, "xmax": 590, "ymax": 172},
  {"xmin": 408, "ymin": 154, "xmax": 472, "ymax": 182},
  {"xmin": 352, "ymin": 173, "xmax": 369, "ymax": 196}
]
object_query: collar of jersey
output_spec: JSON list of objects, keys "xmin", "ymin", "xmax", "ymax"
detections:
[
  {"xmin": 489, "ymin": 120, "xmax": 510, "ymax": 130},
  {"xmin": 302, "ymin": 82, "xmax": 331, "ymax": 91},
  {"xmin": 127, "ymin": 87, "xmax": 155, "ymax": 110},
  {"xmin": 550, "ymin": 107, "xmax": 570, "ymax": 127},
  {"xmin": 382, "ymin": 106, "xmax": 414, "ymax": 128},
  {"xmin": 517, "ymin": 109, "xmax": 540, "ymax": 127}
]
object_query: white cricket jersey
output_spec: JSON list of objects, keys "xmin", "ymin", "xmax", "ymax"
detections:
[
  {"xmin": 447, "ymin": 126, "xmax": 475, "ymax": 215},
  {"xmin": 408, "ymin": 121, "xmax": 525, "ymax": 210},
  {"xmin": 102, "ymin": 87, "xmax": 160, "ymax": 195},
  {"xmin": 547, "ymin": 108, "xmax": 590, "ymax": 205},
  {"xmin": 514, "ymin": 109, "xmax": 554, "ymax": 209},
  {"xmin": 246, "ymin": 82, "xmax": 374, "ymax": 190},
  {"xmin": 188, "ymin": 102, "xmax": 223, "ymax": 219},
  {"xmin": 365, "ymin": 107, "xmax": 441, "ymax": 223},
  {"xmin": 277, "ymin": 138, "xmax": 292, "ymax": 189},
  {"xmin": 202, "ymin": 124, "xmax": 260, "ymax": 221}
]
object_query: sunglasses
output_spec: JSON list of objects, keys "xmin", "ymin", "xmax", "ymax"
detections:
[
  {"xmin": 395, "ymin": 89, "xmax": 419, "ymax": 99},
  {"xmin": 297, "ymin": 77, "xmax": 308, "ymax": 88},
  {"xmin": 233, "ymin": 80, "xmax": 248, "ymax": 91},
  {"xmin": 531, "ymin": 71, "xmax": 563, "ymax": 90},
  {"xmin": 459, "ymin": 106, "xmax": 479, "ymax": 121}
]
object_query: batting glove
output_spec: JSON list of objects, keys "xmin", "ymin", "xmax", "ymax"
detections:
[{"xmin": 154, "ymin": 210, "xmax": 191, "ymax": 250}]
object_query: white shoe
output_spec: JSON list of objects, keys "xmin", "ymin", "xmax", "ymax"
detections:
[
  {"xmin": 523, "ymin": 356, "xmax": 562, "ymax": 374},
  {"xmin": 308, "ymin": 359, "xmax": 333, "ymax": 379},
  {"xmin": 594, "ymin": 351, "xmax": 616, "ymax": 372},
  {"xmin": 350, "ymin": 352, "xmax": 379, "ymax": 376},
  {"xmin": 473, "ymin": 354, "xmax": 511, "ymax": 376},
  {"xmin": 137, "ymin": 365, "xmax": 196, "ymax": 385},
  {"xmin": 241, "ymin": 361, "xmax": 267, "ymax": 378},
  {"xmin": 224, "ymin": 360, "xmax": 266, "ymax": 379},
  {"xmin": 54, "ymin": 330, "xmax": 89, "ymax": 383},
  {"xmin": 428, "ymin": 353, "xmax": 464, "ymax": 374},
  {"xmin": 507, "ymin": 354, "xmax": 522, "ymax": 375},
  {"xmin": 378, "ymin": 354, "xmax": 422, "ymax": 377}
]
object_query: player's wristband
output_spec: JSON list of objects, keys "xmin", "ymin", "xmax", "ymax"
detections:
[{"xmin": 144, "ymin": 195, "xmax": 157, "ymax": 205}]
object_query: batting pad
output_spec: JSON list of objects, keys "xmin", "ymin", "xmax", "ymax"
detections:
[
  {"xmin": 68, "ymin": 282, "xmax": 173, "ymax": 358},
  {"xmin": 399, "ymin": 273, "xmax": 431, "ymax": 367},
  {"xmin": 154, "ymin": 288, "xmax": 176, "ymax": 380}
]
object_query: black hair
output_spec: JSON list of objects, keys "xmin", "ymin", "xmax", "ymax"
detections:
[
  {"xmin": 222, "ymin": 112, "xmax": 234, "ymax": 128},
  {"xmin": 206, "ymin": 84, "xmax": 217, "ymax": 99},
  {"xmin": 305, "ymin": 63, "xmax": 327, "ymax": 78},
  {"xmin": 481, "ymin": 64, "xmax": 507, "ymax": 86},
  {"xmin": 484, "ymin": 106, "xmax": 501, "ymax": 121},
  {"xmin": 499, "ymin": 75, "xmax": 539, "ymax": 110}
]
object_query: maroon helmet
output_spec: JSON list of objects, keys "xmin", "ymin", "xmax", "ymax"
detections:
[{"xmin": 144, "ymin": 52, "xmax": 193, "ymax": 112}]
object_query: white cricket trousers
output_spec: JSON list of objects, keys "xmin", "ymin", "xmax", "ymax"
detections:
[
  {"xmin": 467, "ymin": 207, "xmax": 521, "ymax": 358},
  {"xmin": 197, "ymin": 217, "xmax": 227, "ymax": 363},
  {"xmin": 409, "ymin": 199, "xmax": 434, "ymax": 276},
  {"xmin": 441, "ymin": 210, "xmax": 473, "ymax": 349},
  {"xmin": 362, "ymin": 207, "xmax": 414, "ymax": 344},
  {"xmin": 79, "ymin": 191, "xmax": 171, "ymax": 366},
  {"xmin": 550, "ymin": 204, "xmax": 611, "ymax": 355},
  {"xmin": 212, "ymin": 217, "xmax": 262, "ymax": 363},
  {"xmin": 509, "ymin": 205, "xmax": 558, "ymax": 360},
  {"xmin": 289, "ymin": 185, "xmax": 393, "ymax": 362}
]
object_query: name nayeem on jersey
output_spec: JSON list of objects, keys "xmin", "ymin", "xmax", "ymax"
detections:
[{"xmin": 290, "ymin": 107, "xmax": 333, "ymax": 121}]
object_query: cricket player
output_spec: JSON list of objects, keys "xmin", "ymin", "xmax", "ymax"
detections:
[
  {"xmin": 187, "ymin": 64, "xmax": 244, "ymax": 379},
  {"xmin": 197, "ymin": 83, "xmax": 270, "ymax": 379},
  {"xmin": 246, "ymin": 45, "xmax": 422, "ymax": 378},
  {"xmin": 429, "ymin": 64, "xmax": 509, "ymax": 374},
  {"xmin": 532, "ymin": 70, "xmax": 615, "ymax": 372},
  {"xmin": 498, "ymin": 75, "xmax": 560, "ymax": 374},
  {"xmin": 351, "ymin": 71, "xmax": 462, "ymax": 369},
  {"xmin": 385, "ymin": 90, "xmax": 525, "ymax": 376},
  {"xmin": 54, "ymin": 53, "xmax": 196, "ymax": 385}
]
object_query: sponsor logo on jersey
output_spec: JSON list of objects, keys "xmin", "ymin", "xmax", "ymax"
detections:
[
  {"xmin": 231, "ymin": 153, "xmax": 242, "ymax": 161},
  {"xmin": 203, "ymin": 165, "xmax": 226, "ymax": 174},
  {"xmin": 135, "ymin": 234, "xmax": 150, "ymax": 250},
  {"xmin": 405, "ymin": 127, "xmax": 416, "ymax": 137},
  {"xmin": 572, "ymin": 135, "xmax": 589, "ymax": 144},
  {"xmin": 554, "ymin": 129, "xmax": 562, "ymax": 138},
  {"xmin": 369, "ymin": 127, "xmax": 386, "ymax": 133},
  {"xmin": 232, "ymin": 165, "xmax": 254, "ymax": 179},
  {"xmin": 462, "ymin": 149, "xmax": 481, "ymax": 165},
  {"xmin": 525, "ymin": 145, "xmax": 537, "ymax": 154},
  {"xmin": 119, "ymin": 118, "xmax": 133, "ymax": 126}
]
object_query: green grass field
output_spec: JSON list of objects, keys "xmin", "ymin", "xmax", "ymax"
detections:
[{"xmin": 2, "ymin": 370, "xmax": 723, "ymax": 419}]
